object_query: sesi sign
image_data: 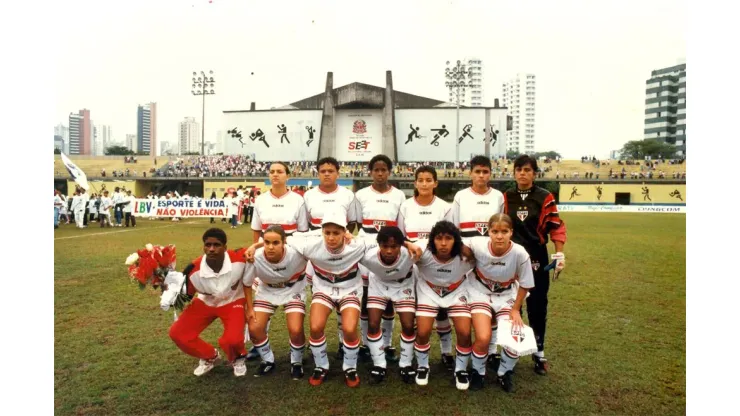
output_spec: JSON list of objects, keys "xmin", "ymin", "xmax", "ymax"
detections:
[{"xmin": 335, "ymin": 109, "xmax": 382, "ymax": 161}]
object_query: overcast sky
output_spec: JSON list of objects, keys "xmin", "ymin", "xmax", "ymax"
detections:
[{"xmin": 54, "ymin": 0, "xmax": 685, "ymax": 159}]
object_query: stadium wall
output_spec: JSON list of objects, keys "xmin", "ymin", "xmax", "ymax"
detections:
[{"xmin": 560, "ymin": 183, "xmax": 686, "ymax": 205}]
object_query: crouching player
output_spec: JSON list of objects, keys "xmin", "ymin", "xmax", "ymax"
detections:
[
  {"xmin": 242, "ymin": 225, "xmax": 309, "ymax": 380},
  {"xmin": 464, "ymin": 213, "xmax": 534, "ymax": 392}
]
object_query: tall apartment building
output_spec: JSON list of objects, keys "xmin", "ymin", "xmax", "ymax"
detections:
[
  {"xmin": 125, "ymin": 134, "xmax": 137, "ymax": 152},
  {"xmin": 446, "ymin": 57, "xmax": 484, "ymax": 107},
  {"xmin": 501, "ymin": 73, "xmax": 536, "ymax": 155},
  {"xmin": 54, "ymin": 124, "xmax": 69, "ymax": 154},
  {"xmin": 137, "ymin": 102, "xmax": 158, "ymax": 156},
  {"xmin": 644, "ymin": 63, "xmax": 686, "ymax": 156},
  {"xmin": 68, "ymin": 109, "xmax": 91, "ymax": 155},
  {"xmin": 178, "ymin": 116, "xmax": 201, "ymax": 154}
]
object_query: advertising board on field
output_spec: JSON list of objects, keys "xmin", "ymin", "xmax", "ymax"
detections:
[{"xmin": 557, "ymin": 204, "xmax": 686, "ymax": 213}]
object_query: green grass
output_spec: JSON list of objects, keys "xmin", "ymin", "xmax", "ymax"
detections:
[{"xmin": 54, "ymin": 214, "xmax": 686, "ymax": 415}]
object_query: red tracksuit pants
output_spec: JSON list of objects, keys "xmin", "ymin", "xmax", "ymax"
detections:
[{"xmin": 168, "ymin": 298, "xmax": 246, "ymax": 362}]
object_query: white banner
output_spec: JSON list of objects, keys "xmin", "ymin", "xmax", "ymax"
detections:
[
  {"xmin": 132, "ymin": 198, "xmax": 230, "ymax": 218},
  {"xmin": 222, "ymin": 110, "xmax": 322, "ymax": 161},
  {"xmin": 334, "ymin": 109, "xmax": 383, "ymax": 161},
  {"xmin": 557, "ymin": 204, "xmax": 686, "ymax": 214}
]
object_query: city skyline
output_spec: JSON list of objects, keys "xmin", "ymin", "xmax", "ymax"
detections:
[{"xmin": 54, "ymin": 0, "xmax": 685, "ymax": 159}]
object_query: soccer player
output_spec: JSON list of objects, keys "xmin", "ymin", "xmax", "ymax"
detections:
[
  {"xmin": 354, "ymin": 154, "xmax": 406, "ymax": 363},
  {"xmin": 413, "ymin": 221, "xmax": 474, "ymax": 390},
  {"xmin": 166, "ymin": 228, "xmax": 249, "ymax": 377},
  {"xmin": 242, "ymin": 225, "xmax": 309, "ymax": 380},
  {"xmin": 502, "ymin": 155, "xmax": 567, "ymax": 375},
  {"xmin": 303, "ymin": 157, "xmax": 359, "ymax": 358},
  {"xmin": 397, "ymin": 165, "xmax": 456, "ymax": 370},
  {"xmin": 463, "ymin": 213, "xmax": 534, "ymax": 392},
  {"xmin": 447, "ymin": 155, "xmax": 505, "ymax": 368},
  {"xmin": 251, "ymin": 162, "xmax": 309, "ymax": 242}
]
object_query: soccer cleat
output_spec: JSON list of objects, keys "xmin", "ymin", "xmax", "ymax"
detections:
[
  {"xmin": 344, "ymin": 368, "xmax": 361, "ymax": 388},
  {"xmin": 487, "ymin": 353, "xmax": 501, "ymax": 372},
  {"xmin": 193, "ymin": 350, "xmax": 220, "ymax": 376},
  {"xmin": 532, "ymin": 355, "xmax": 549, "ymax": 376},
  {"xmin": 291, "ymin": 363, "xmax": 304, "ymax": 380},
  {"xmin": 400, "ymin": 366, "xmax": 416, "ymax": 384},
  {"xmin": 415, "ymin": 367, "xmax": 430, "ymax": 386},
  {"xmin": 469, "ymin": 369, "xmax": 485, "ymax": 391},
  {"xmin": 359, "ymin": 345, "xmax": 372, "ymax": 363},
  {"xmin": 232, "ymin": 355, "xmax": 247, "ymax": 377},
  {"xmin": 309, "ymin": 368, "xmax": 329, "ymax": 386},
  {"xmin": 246, "ymin": 345, "xmax": 260, "ymax": 361},
  {"xmin": 455, "ymin": 370, "xmax": 470, "ymax": 390},
  {"xmin": 369, "ymin": 366, "xmax": 387, "ymax": 384},
  {"xmin": 441, "ymin": 353, "xmax": 455, "ymax": 371},
  {"xmin": 335, "ymin": 345, "xmax": 345, "ymax": 360},
  {"xmin": 384, "ymin": 347, "xmax": 399, "ymax": 363},
  {"xmin": 498, "ymin": 370, "xmax": 515, "ymax": 393},
  {"xmin": 254, "ymin": 361, "xmax": 275, "ymax": 377}
]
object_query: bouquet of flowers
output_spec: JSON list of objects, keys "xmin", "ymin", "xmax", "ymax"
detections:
[{"xmin": 125, "ymin": 243, "xmax": 177, "ymax": 289}]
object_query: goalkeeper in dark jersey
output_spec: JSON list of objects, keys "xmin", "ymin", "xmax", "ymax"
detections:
[{"xmin": 501, "ymin": 155, "xmax": 567, "ymax": 376}]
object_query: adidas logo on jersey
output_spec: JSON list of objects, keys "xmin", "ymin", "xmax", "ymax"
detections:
[
  {"xmin": 272, "ymin": 204, "xmax": 284, "ymax": 208},
  {"xmin": 328, "ymin": 257, "xmax": 343, "ymax": 262},
  {"xmin": 477, "ymin": 201, "xmax": 490, "ymax": 205},
  {"xmin": 377, "ymin": 199, "xmax": 389, "ymax": 203},
  {"xmin": 419, "ymin": 211, "xmax": 432, "ymax": 215},
  {"xmin": 385, "ymin": 268, "xmax": 400, "ymax": 274},
  {"xmin": 273, "ymin": 267, "xmax": 287, "ymax": 272},
  {"xmin": 322, "ymin": 199, "xmax": 336, "ymax": 203},
  {"xmin": 490, "ymin": 261, "xmax": 506, "ymax": 266},
  {"xmin": 436, "ymin": 269, "xmax": 452, "ymax": 273}
]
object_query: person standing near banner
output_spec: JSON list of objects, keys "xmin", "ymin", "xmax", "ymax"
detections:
[
  {"xmin": 124, "ymin": 190, "xmax": 137, "ymax": 228},
  {"xmin": 112, "ymin": 187, "xmax": 124, "ymax": 227},
  {"xmin": 99, "ymin": 190, "xmax": 113, "ymax": 227},
  {"xmin": 71, "ymin": 189, "xmax": 85, "ymax": 228}
]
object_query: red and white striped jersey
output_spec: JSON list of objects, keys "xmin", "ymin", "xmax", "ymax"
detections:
[
  {"xmin": 354, "ymin": 185, "xmax": 406, "ymax": 238},
  {"xmin": 360, "ymin": 245, "xmax": 417, "ymax": 285},
  {"xmin": 303, "ymin": 186, "xmax": 358, "ymax": 233},
  {"xmin": 464, "ymin": 237, "xmax": 534, "ymax": 292},
  {"xmin": 447, "ymin": 187, "xmax": 505, "ymax": 238},
  {"xmin": 415, "ymin": 240, "xmax": 474, "ymax": 287},
  {"xmin": 251, "ymin": 190, "xmax": 308, "ymax": 235},
  {"xmin": 287, "ymin": 235, "xmax": 369, "ymax": 289},
  {"xmin": 185, "ymin": 249, "xmax": 247, "ymax": 308},
  {"xmin": 397, "ymin": 196, "xmax": 451, "ymax": 239},
  {"xmin": 242, "ymin": 245, "xmax": 308, "ymax": 288}
]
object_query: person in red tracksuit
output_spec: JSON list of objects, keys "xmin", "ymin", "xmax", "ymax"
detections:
[
  {"xmin": 502, "ymin": 155, "xmax": 567, "ymax": 376},
  {"xmin": 168, "ymin": 228, "xmax": 251, "ymax": 377}
]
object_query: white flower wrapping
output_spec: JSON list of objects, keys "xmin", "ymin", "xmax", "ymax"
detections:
[
  {"xmin": 145, "ymin": 243, "xmax": 154, "ymax": 252},
  {"xmin": 159, "ymin": 271, "xmax": 186, "ymax": 311},
  {"xmin": 496, "ymin": 320, "xmax": 538, "ymax": 356},
  {"xmin": 124, "ymin": 252, "xmax": 139, "ymax": 265}
]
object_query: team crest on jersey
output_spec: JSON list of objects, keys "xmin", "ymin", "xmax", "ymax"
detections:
[
  {"xmin": 417, "ymin": 232, "xmax": 429, "ymax": 239},
  {"xmin": 475, "ymin": 222, "xmax": 488, "ymax": 235},
  {"xmin": 458, "ymin": 295, "xmax": 468, "ymax": 304},
  {"xmin": 402, "ymin": 288, "xmax": 413, "ymax": 296},
  {"xmin": 517, "ymin": 210, "xmax": 528, "ymax": 221},
  {"xmin": 532, "ymin": 260, "xmax": 540, "ymax": 271},
  {"xmin": 373, "ymin": 220, "xmax": 386, "ymax": 231},
  {"xmin": 292, "ymin": 293, "xmax": 302, "ymax": 300}
]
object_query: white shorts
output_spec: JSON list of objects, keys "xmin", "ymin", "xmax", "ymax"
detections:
[
  {"xmin": 468, "ymin": 285, "xmax": 517, "ymax": 320},
  {"xmin": 366, "ymin": 272, "xmax": 416, "ymax": 313},
  {"xmin": 359, "ymin": 263, "xmax": 370, "ymax": 288},
  {"xmin": 253, "ymin": 280, "xmax": 307, "ymax": 315},
  {"xmin": 311, "ymin": 277, "xmax": 363, "ymax": 312},
  {"xmin": 416, "ymin": 278, "xmax": 471, "ymax": 318}
]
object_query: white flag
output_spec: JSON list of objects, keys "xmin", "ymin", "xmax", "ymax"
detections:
[{"xmin": 60, "ymin": 153, "xmax": 90, "ymax": 191}]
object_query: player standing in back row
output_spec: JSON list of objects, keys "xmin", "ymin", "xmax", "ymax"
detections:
[
  {"xmin": 354, "ymin": 154, "xmax": 407, "ymax": 363},
  {"xmin": 447, "ymin": 155, "xmax": 505, "ymax": 369}
]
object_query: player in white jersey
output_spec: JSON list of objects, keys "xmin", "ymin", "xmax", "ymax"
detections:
[
  {"xmin": 412, "ymin": 221, "xmax": 475, "ymax": 391},
  {"xmin": 302, "ymin": 157, "xmax": 360, "ymax": 359},
  {"xmin": 353, "ymin": 154, "xmax": 407, "ymax": 363},
  {"xmin": 397, "ymin": 165, "xmax": 456, "ymax": 370},
  {"xmin": 250, "ymin": 162, "xmax": 309, "ymax": 243},
  {"xmin": 360, "ymin": 226, "xmax": 419, "ymax": 384},
  {"xmin": 463, "ymin": 213, "xmax": 534, "ymax": 393},
  {"xmin": 447, "ymin": 155, "xmax": 505, "ymax": 238},
  {"xmin": 243, "ymin": 225, "xmax": 309, "ymax": 380}
]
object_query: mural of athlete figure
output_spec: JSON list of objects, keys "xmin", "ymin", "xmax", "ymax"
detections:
[
  {"xmin": 596, "ymin": 186, "xmax": 603, "ymax": 201},
  {"xmin": 249, "ymin": 128, "xmax": 264, "ymax": 142},
  {"xmin": 669, "ymin": 189, "xmax": 683, "ymax": 201},
  {"xmin": 642, "ymin": 186, "xmax": 651, "ymax": 201},
  {"xmin": 569, "ymin": 186, "xmax": 581, "ymax": 200},
  {"xmin": 430, "ymin": 125, "xmax": 449, "ymax": 146},
  {"xmin": 487, "ymin": 126, "xmax": 500, "ymax": 147},
  {"xmin": 457, "ymin": 124, "xmax": 474, "ymax": 143},
  {"xmin": 277, "ymin": 124, "xmax": 289, "ymax": 144},
  {"xmin": 407, "ymin": 124, "xmax": 420, "ymax": 144},
  {"xmin": 306, "ymin": 126, "xmax": 315, "ymax": 147},
  {"xmin": 227, "ymin": 128, "xmax": 244, "ymax": 147}
]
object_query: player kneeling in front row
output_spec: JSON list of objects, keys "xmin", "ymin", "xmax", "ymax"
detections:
[
  {"xmin": 243, "ymin": 225, "xmax": 309, "ymax": 380},
  {"xmin": 361, "ymin": 226, "xmax": 419, "ymax": 384},
  {"xmin": 164, "ymin": 228, "xmax": 249, "ymax": 377},
  {"xmin": 464, "ymin": 213, "xmax": 534, "ymax": 392}
]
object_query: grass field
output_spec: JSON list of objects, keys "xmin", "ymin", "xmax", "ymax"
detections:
[{"xmin": 54, "ymin": 213, "xmax": 686, "ymax": 415}]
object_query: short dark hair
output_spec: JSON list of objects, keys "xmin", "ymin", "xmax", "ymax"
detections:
[
  {"xmin": 470, "ymin": 155, "xmax": 491, "ymax": 171},
  {"xmin": 317, "ymin": 157, "xmax": 340, "ymax": 172},
  {"xmin": 427, "ymin": 220, "xmax": 463, "ymax": 258},
  {"xmin": 369, "ymin": 154, "xmax": 393, "ymax": 171},
  {"xmin": 202, "ymin": 228, "xmax": 227, "ymax": 244},
  {"xmin": 513, "ymin": 154, "xmax": 539, "ymax": 172},
  {"xmin": 270, "ymin": 162, "xmax": 291, "ymax": 175},
  {"xmin": 414, "ymin": 165, "xmax": 438, "ymax": 197},
  {"xmin": 377, "ymin": 226, "xmax": 407, "ymax": 246}
]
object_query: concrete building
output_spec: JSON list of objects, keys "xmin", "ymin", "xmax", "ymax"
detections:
[
  {"xmin": 644, "ymin": 63, "xmax": 686, "ymax": 156},
  {"xmin": 501, "ymin": 73, "xmax": 536, "ymax": 155},
  {"xmin": 446, "ymin": 57, "xmax": 485, "ymax": 107},
  {"xmin": 125, "ymin": 134, "xmax": 137, "ymax": 152},
  {"xmin": 54, "ymin": 124, "xmax": 69, "ymax": 153},
  {"xmin": 178, "ymin": 116, "xmax": 201, "ymax": 154},
  {"xmin": 68, "ymin": 109, "xmax": 91, "ymax": 155},
  {"xmin": 137, "ymin": 102, "xmax": 157, "ymax": 156},
  {"xmin": 54, "ymin": 135, "xmax": 65, "ymax": 152}
]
